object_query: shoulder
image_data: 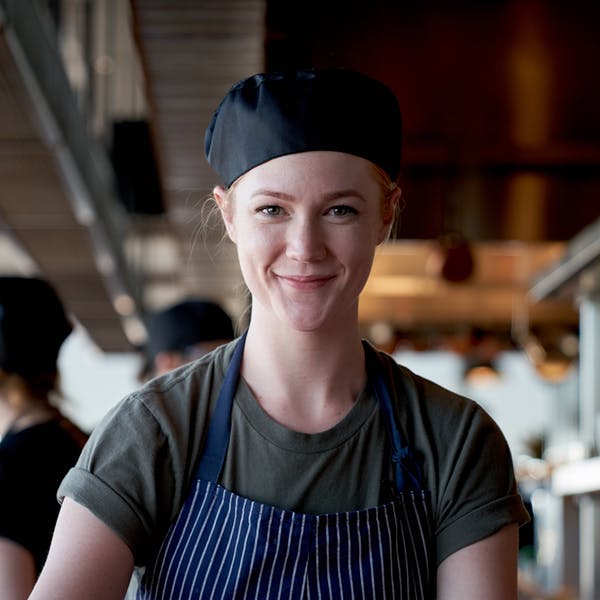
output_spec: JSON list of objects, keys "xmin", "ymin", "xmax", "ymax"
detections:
[
  {"xmin": 369, "ymin": 344, "xmax": 489, "ymax": 433},
  {"xmin": 111, "ymin": 339, "xmax": 238, "ymax": 434},
  {"xmin": 59, "ymin": 338, "xmax": 244, "ymax": 562},
  {"xmin": 367, "ymin": 343, "xmax": 515, "ymax": 492},
  {"xmin": 376, "ymin": 347, "xmax": 508, "ymax": 467},
  {"xmin": 79, "ymin": 338, "xmax": 241, "ymax": 479},
  {"xmin": 368, "ymin": 345, "xmax": 527, "ymax": 562}
]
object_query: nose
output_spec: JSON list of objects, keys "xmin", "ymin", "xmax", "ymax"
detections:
[{"xmin": 286, "ymin": 216, "xmax": 327, "ymax": 262}]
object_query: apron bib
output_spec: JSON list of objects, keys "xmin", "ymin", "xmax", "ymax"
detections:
[{"xmin": 137, "ymin": 335, "xmax": 434, "ymax": 599}]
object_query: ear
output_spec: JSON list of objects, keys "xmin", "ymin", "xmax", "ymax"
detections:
[
  {"xmin": 213, "ymin": 185, "xmax": 237, "ymax": 243},
  {"xmin": 377, "ymin": 186, "xmax": 402, "ymax": 244}
]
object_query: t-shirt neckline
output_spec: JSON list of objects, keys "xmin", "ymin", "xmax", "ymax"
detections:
[{"xmin": 234, "ymin": 377, "xmax": 379, "ymax": 454}]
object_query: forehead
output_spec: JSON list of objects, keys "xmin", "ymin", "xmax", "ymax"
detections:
[{"xmin": 234, "ymin": 151, "xmax": 379, "ymax": 194}]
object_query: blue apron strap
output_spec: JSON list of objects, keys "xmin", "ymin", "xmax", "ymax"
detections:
[
  {"xmin": 364, "ymin": 342, "xmax": 423, "ymax": 493},
  {"xmin": 195, "ymin": 331, "xmax": 247, "ymax": 482},
  {"xmin": 195, "ymin": 333, "xmax": 422, "ymax": 492}
]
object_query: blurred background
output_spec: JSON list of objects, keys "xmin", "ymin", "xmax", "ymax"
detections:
[{"xmin": 1, "ymin": 1, "xmax": 599, "ymax": 598}]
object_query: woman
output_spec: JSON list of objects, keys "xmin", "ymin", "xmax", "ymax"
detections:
[
  {"xmin": 30, "ymin": 68, "xmax": 528, "ymax": 599},
  {"xmin": 0, "ymin": 276, "xmax": 86, "ymax": 599}
]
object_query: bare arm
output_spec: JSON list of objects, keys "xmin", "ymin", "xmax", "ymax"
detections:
[
  {"xmin": 0, "ymin": 538, "xmax": 36, "ymax": 600},
  {"xmin": 437, "ymin": 523, "xmax": 519, "ymax": 600},
  {"xmin": 29, "ymin": 497, "xmax": 134, "ymax": 600}
]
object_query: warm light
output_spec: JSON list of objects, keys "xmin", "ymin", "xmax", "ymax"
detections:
[
  {"xmin": 122, "ymin": 315, "xmax": 147, "ymax": 346},
  {"xmin": 363, "ymin": 276, "xmax": 439, "ymax": 296},
  {"xmin": 464, "ymin": 363, "xmax": 501, "ymax": 389},
  {"xmin": 113, "ymin": 293, "xmax": 135, "ymax": 316},
  {"xmin": 534, "ymin": 359, "xmax": 573, "ymax": 384},
  {"xmin": 507, "ymin": 3, "xmax": 552, "ymax": 145}
]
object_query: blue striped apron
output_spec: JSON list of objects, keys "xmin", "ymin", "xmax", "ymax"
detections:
[{"xmin": 137, "ymin": 336, "xmax": 434, "ymax": 599}]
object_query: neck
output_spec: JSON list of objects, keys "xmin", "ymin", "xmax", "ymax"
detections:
[
  {"xmin": 241, "ymin": 316, "xmax": 366, "ymax": 433},
  {"xmin": 0, "ymin": 402, "xmax": 57, "ymax": 438}
]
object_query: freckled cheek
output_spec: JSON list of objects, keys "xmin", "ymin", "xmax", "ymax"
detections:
[
  {"xmin": 244, "ymin": 232, "xmax": 284, "ymax": 262},
  {"xmin": 235, "ymin": 227, "xmax": 283, "ymax": 273}
]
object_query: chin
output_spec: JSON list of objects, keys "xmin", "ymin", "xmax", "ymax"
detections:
[{"xmin": 279, "ymin": 304, "xmax": 349, "ymax": 334}]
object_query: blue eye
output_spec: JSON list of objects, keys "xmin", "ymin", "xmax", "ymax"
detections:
[
  {"xmin": 258, "ymin": 206, "xmax": 283, "ymax": 216},
  {"xmin": 329, "ymin": 205, "xmax": 358, "ymax": 217}
]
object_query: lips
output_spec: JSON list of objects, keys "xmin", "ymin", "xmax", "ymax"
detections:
[{"xmin": 276, "ymin": 274, "xmax": 335, "ymax": 289}]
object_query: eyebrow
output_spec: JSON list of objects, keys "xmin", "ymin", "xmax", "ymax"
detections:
[
  {"xmin": 250, "ymin": 189, "xmax": 292, "ymax": 200},
  {"xmin": 250, "ymin": 188, "xmax": 367, "ymax": 202}
]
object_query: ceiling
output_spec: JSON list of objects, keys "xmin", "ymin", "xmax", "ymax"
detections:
[
  {"xmin": 0, "ymin": 0, "xmax": 138, "ymax": 350},
  {"xmin": 1, "ymin": 0, "xmax": 600, "ymax": 354}
]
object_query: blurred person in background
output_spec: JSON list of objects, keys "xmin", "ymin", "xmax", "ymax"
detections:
[
  {"xmin": 138, "ymin": 298, "xmax": 235, "ymax": 380},
  {"xmin": 0, "ymin": 276, "xmax": 87, "ymax": 599}
]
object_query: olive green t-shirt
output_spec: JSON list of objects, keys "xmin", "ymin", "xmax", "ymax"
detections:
[{"xmin": 58, "ymin": 338, "xmax": 528, "ymax": 567}]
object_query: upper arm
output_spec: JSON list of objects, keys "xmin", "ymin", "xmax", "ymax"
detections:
[
  {"xmin": 29, "ymin": 497, "xmax": 134, "ymax": 600},
  {"xmin": 0, "ymin": 538, "xmax": 36, "ymax": 600},
  {"xmin": 436, "ymin": 523, "xmax": 519, "ymax": 600}
]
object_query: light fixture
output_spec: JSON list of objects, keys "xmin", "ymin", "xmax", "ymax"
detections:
[
  {"xmin": 463, "ymin": 358, "xmax": 501, "ymax": 389},
  {"xmin": 461, "ymin": 327, "xmax": 504, "ymax": 388},
  {"xmin": 519, "ymin": 330, "xmax": 577, "ymax": 384},
  {"xmin": 427, "ymin": 231, "xmax": 475, "ymax": 283},
  {"xmin": 512, "ymin": 301, "xmax": 577, "ymax": 384}
]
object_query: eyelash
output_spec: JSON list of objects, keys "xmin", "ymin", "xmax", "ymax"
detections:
[
  {"xmin": 256, "ymin": 205, "xmax": 359, "ymax": 217},
  {"xmin": 328, "ymin": 205, "xmax": 358, "ymax": 217},
  {"xmin": 257, "ymin": 205, "xmax": 283, "ymax": 216}
]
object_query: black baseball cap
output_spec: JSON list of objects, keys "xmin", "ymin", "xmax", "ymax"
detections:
[{"xmin": 205, "ymin": 68, "xmax": 403, "ymax": 187}]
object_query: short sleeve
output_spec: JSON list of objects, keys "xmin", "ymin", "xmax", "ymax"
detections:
[
  {"xmin": 57, "ymin": 349, "xmax": 228, "ymax": 565},
  {"xmin": 385, "ymin": 358, "xmax": 530, "ymax": 565},
  {"xmin": 431, "ymin": 396, "xmax": 528, "ymax": 563},
  {"xmin": 58, "ymin": 394, "xmax": 175, "ymax": 563}
]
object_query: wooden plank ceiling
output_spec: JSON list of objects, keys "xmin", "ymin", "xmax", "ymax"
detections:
[
  {"xmin": 0, "ymin": 29, "xmax": 130, "ymax": 350},
  {"xmin": 129, "ymin": 0, "xmax": 265, "ymax": 323}
]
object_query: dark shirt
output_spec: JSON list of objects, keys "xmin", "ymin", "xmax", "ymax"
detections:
[{"xmin": 0, "ymin": 419, "xmax": 85, "ymax": 573}]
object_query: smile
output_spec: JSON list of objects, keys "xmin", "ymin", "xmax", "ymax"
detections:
[{"xmin": 276, "ymin": 274, "xmax": 335, "ymax": 289}]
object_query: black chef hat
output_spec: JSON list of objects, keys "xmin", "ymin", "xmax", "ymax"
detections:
[
  {"xmin": 145, "ymin": 299, "xmax": 234, "ymax": 361},
  {"xmin": 205, "ymin": 68, "xmax": 403, "ymax": 187},
  {"xmin": 0, "ymin": 276, "xmax": 73, "ymax": 379}
]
